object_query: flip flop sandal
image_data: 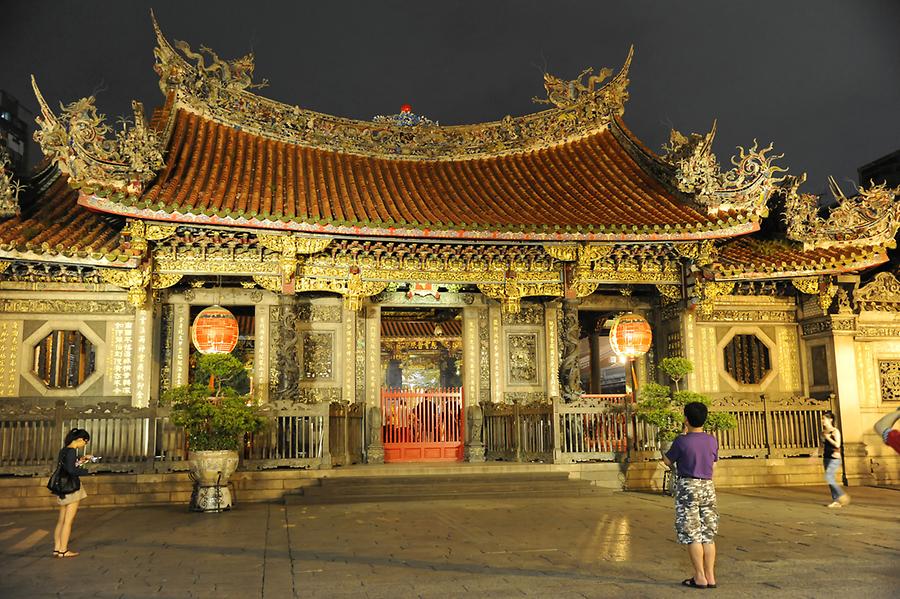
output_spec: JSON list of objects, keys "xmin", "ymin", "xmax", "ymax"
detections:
[
  {"xmin": 56, "ymin": 550, "xmax": 79, "ymax": 558},
  {"xmin": 682, "ymin": 578, "xmax": 708, "ymax": 589}
]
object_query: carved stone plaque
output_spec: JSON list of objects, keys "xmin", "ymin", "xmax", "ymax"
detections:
[{"xmin": 507, "ymin": 333, "xmax": 538, "ymax": 385}]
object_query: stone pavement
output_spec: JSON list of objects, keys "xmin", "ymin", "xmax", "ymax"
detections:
[{"xmin": 0, "ymin": 485, "xmax": 897, "ymax": 598}]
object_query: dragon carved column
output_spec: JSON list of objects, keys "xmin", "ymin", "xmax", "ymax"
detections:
[
  {"xmin": 559, "ymin": 298, "xmax": 583, "ymax": 402},
  {"xmin": 272, "ymin": 295, "xmax": 300, "ymax": 401}
]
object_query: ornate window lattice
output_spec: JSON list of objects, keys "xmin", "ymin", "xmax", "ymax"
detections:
[
  {"xmin": 723, "ymin": 334, "xmax": 771, "ymax": 385},
  {"xmin": 33, "ymin": 330, "xmax": 96, "ymax": 388},
  {"xmin": 879, "ymin": 360, "xmax": 900, "ymax": 403}
]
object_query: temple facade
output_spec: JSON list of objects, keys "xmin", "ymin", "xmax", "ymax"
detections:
[{"xmin": 0, "ymin": 16, "xmax": 897, "ymax": 487}]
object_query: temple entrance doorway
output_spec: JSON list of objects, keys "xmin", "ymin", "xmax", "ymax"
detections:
[{"xmin": 380, "ymin": 307, "xmax": 464, "ymax": 462}]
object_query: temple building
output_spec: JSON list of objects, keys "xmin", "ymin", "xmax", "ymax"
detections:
[{"xmin": 0, "ymin": 16, "xmax": 897, "ymax": 491}]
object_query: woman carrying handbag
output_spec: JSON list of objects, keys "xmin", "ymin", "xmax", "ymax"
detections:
[{"xmin": 49, "ymin": 428, "xmax": 92, "ymax": 558}]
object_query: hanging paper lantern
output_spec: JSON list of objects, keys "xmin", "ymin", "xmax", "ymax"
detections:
[
  {"xmin": 191, "ymin": 305, "xmax": 239, "ymax": 354},
  {"xmin": 609, "ymin": 313, "xmax": 652, "ymax": 359}
]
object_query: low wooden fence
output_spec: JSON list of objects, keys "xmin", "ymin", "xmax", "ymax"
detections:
[
  {"xmin": 0, "ymin": 398, "xmax": 338, "ymax": 475},
  {"xmin": 482, "ymin": 402, "xmax": 553, "ymax": 462},
  {"xmin": 0, "ymin": 394, "xmax": 835, "ymax": 473},
  {"xmin": 329, "ymin": 402, "xmax": 365, "ymax": 466},
  {"xmin": 708, "ymin": 395, "xmax": 833, "ymax": 458},
  {"xmin": 554, "ymin": 394, "xmax": 630, "ymax": 463}
]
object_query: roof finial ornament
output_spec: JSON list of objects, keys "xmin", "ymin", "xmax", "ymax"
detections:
[
  {"xmin": 0, "ymin": 149, "xmax": 23, "ymax": 218},
  {"xmin": 781, "ymin": 173, "xmax": 900, "ymax": 250},
  {"xmin": 152, "ymin": 9, "xmax": 267, "ymax": 98},
  {"xmin": 30, "ymin": 76, "xmax": 164, "ymax": 195},
  {"xmin": 662, "ymin": 120, "xmax": 786, "ymax": 219},
  {"xmin": 532, "ymin": 45, "xmax": 633, "ymax": 114}
]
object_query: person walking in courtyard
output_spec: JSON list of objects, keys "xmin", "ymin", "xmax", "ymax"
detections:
[
  {"xmin": 662, "ymin": 402, "xmax": 719, "ymax": 589},
  {"xmin": 820, "ymin": 412, "xmax": 850, "ymax": 508},
  {"xmin": 873, "ymin": 408, "xmax": 900, "ymax": 454},
  {"xmin": 52, "ymin": 428, "xmax": 92, "ymax": 558}
]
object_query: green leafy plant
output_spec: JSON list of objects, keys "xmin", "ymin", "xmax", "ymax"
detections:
[
  {"xmin": 161, "ymin": 354, "xmax": 264, "ymax": 451},
  {"xmin": 635, "ymin": 359, "xmax": 737, "ymax": 443}
]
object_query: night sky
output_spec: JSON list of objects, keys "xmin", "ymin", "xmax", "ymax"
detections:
[{"xmin": 3, "ymin": 1, "xmax": 899, "ymax": 196}]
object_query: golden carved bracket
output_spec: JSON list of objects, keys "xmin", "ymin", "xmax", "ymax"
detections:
[
  {"xmin": 253, "ymin": 275, "xmax": 282, "ymax": 292},
  {"xmin": 792, "ymin": 276, "xmax": 837, "ymax": 314},
  {"xmin": 100, "ymin": 265, "xmax": 151, "ymax": 308},
  {"xmin": 257, "ymin": 234, "xmax": 332, "ymax": 293},
  {"xmin": 695, "ymin": 279, "xmax": 734, "ymax": 318},
  {"xmin": 151, "ymin": 273, "xmax": 183, "ymax": 289},
  {"xmin": 674, "ymin": 240, "xmax": 717, "ymax": 266}
]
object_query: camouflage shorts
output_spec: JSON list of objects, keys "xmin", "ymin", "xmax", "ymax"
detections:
[{"xmin": 674, "ymin": 477, "xmax": 718, "ymax": 544}]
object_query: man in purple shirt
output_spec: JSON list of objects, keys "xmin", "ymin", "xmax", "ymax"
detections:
[{"xmin": 662, "ymin": 401, "xmax": 719, "ymax": 589}]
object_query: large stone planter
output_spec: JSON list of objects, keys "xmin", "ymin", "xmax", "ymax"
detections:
[{"xmin": 188, "ymin": 450, "xmax": 239, "ymax": 512}]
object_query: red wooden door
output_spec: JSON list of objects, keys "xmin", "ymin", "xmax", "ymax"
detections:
[{"xmin": 381, "ymin": 388, "xmax": 464, "ymax": 462}]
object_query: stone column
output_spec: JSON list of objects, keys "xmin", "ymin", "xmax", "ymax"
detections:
[
  {"xmin": 465, "ymin": 404, "xmax": 485, "ymax": 462},
  {"xmin": 131, "ymin": 305, "xmax": 155, "ymax": 407},
  {"xmin": 342, "ymin": 307, "xmax": 357, "ymax": 405},
  {"xmin": 171, "ymin": 303, "xmax": 191, "ymax": 389},
  {"xmin": 254, "ymin": 304, "xmax": 270, "ymax": 403},
  {"xmin": 364, "ymin": 304, "xmax": 383, "ymax": 462},
  {"xmin": 463, "ymin": 306, "xmax": 481, "ymax": 461},
  {"xmin": 830, "ymin": 319, "xmax": 870, "ymax": 485}
]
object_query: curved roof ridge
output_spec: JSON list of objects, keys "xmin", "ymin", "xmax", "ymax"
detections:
[{"xmin": 151, "ymin": 12, "xmax": 634, "ymax": 161}]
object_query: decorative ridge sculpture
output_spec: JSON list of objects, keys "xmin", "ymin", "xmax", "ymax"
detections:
[
  {"xmin": 661, "ymin": 120, "xmax": 787, "ymax": 219},
  {"xmin": 151, "ymin": 10, "xmax": 634, "ymax": 161},
  {"xmin": 780, "ymin": 173, "xmax": 900, "ymax": 250},
  {"xmin": 0, "ymin": 150, "xmax": 23, "ymax": 218},
  {"xmin": 30, "ymin": 76, "xmax": 164, "ymax": 196}
]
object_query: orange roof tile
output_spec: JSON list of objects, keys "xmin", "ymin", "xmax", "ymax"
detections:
[
  {"xmin": 714, "ymin": 237, "xmax": 888, "ymax": 280},
  {"xmin": 0, "ymin": 167, "xmax": 135, "ymax": 266},
  {"xmin": 79, "ymin": 110, "xmax": 757, "ymax": 242}
]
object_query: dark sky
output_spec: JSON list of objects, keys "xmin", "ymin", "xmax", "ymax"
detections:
[{"xmin": 3, "ymin": 1, "xmax": 899, "ymax": 196}]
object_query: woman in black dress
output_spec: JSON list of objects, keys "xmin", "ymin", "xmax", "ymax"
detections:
[{"xmin": 53, "ymin": 428, "xmax": 92, "ymax": 558}]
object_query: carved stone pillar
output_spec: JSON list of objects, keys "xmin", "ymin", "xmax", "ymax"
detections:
[
  {"xmin": 559, "ymin": 298, "xmax": 582, "ymax": 402},
  {"xmin": 272, "ymin": 296, "xmax": 299, "ymax": 401},
  {"xmin": 463, "ymin": 306, "xmax": 482, "ymax": 461},
  {"xmin": 465, "ymin": 404, "xmax": 485, "ymax": 462},
  {"xmin": 254, "ymin": 304, "xmax": 270, "ymax": 403},
  {"xmin": 171, "ymin": 303, "xmax": 190, "ymax": 389},
  {"xmin": 131, "ymin": 305, "xmax": 155, "ymax": 407},
  {"xmin": 830, "ymin": 322, "xmax": 870, "ymax": 485},
  {"xmin": 367, "ymin": 405, "xmax": 384, "ymax": 464}
]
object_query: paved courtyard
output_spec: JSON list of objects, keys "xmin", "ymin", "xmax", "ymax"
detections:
[{"xmin": 0, "ymin": 485, "xmax": 897, "ymax": 598}]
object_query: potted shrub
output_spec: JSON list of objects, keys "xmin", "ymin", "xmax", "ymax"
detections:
[
  {"xmin": 161, "ymin": 353, "xmax": 264, "ymax": 511},
  {"xmin": 635, "ymin": 358, "xmax": 737, "ymax": 449}
]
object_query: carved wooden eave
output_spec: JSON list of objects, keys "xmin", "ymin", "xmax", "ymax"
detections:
[
  {"xmin": 30, "ymin": 77, "xmax": 165, "ymax": 197},
  {"xmin": 781, "ymin": 174, "xmax": 900, "ymax": 251}
]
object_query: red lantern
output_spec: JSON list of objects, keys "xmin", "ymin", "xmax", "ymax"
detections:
[
  {"xmin": 191, "ymin": 305, "xmax": 239, "ymax": 354},
  {"xmin": 609, "ymin": 313, "xmax": 652, "ymax": 359}
]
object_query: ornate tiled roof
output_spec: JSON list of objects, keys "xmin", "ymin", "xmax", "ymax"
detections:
[
  {"xmin": 73, "ymin": 108, "xmax": 759, "ymax": 242},
  {"xmin": 0, "ymin": 166, "xmax": 136, "ymax": 266},
  {"xmin": 713, "ymin": 237, "xmax": 887, "ymax": 280}
]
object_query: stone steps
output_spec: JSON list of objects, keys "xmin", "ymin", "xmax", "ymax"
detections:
[{"xmin": 287, "ymin": 472, "xmax": 605, "ymax": 505}]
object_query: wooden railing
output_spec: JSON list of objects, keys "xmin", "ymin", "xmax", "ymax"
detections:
[
  {"xmin": 243, "ymin": 401, "xmax": 330, "ymax": 469},
  {"xmin": 554, "ymin": 394, "xmax": 631, "ymax": 463},
  {"xmin": 0, "ymin": 398, "xmax": 337, "ymax": 475},
  {"xmin": 708, "ymin": 395, "xmax": 833, "ymax": 458},
  {"xmin": 329, "ymin": 402, "xmax": 365, "ymax": 466},
  {"xmin": 481, "ymin": 401, "xmax": 553, "ymax": 462}
]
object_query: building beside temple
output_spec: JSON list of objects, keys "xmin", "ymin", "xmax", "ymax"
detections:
[{"xmin": 0, "ymin": 16, "xmax": 897, "ymax": 489}]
